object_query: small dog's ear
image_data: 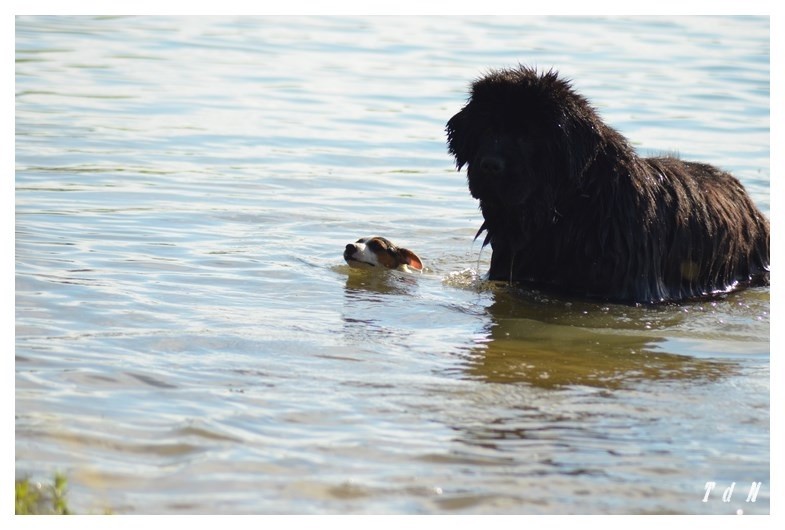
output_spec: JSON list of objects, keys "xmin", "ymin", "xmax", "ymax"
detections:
[{"xmin": 399, "ymin": 248, "xmax": 424, "ymax": 271}]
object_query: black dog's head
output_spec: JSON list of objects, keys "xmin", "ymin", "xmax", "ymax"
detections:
[{"xmin": 446, "ymin": 66, "xmax": 608, "ymax": 226}]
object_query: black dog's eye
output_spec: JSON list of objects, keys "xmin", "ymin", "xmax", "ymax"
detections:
[{"xmin": 515, "ymin": 137, "xmax": 534, "ymax": 155}]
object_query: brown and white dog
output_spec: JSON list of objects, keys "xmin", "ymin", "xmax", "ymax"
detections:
[{"xmin": 344, "ymin": 236, "xmax": 424, "ymax": 273}]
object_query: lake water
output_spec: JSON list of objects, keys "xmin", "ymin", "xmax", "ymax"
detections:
[{"xmin": 15, "ymin": 16, "xmax": 770, "ymax": 514}]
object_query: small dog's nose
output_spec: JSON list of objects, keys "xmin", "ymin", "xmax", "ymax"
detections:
[
  {"xmin": 479, "ymin": 155, "xmax": 505, "ymax": 175},
  {"xmin": 345, "ymin": 244, "xmax": 356, "ymax": 253}
]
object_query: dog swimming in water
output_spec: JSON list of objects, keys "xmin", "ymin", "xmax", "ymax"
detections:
[{"xmin": 343, "ymin": 236, "xmax": 424, "ymax": 273}]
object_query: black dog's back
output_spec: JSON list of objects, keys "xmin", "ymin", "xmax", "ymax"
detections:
[
  {"xmin": 447, "ymin": 66, "xmax": 769, "ymax": 303},
  {"xmin": 645, "ymin": 157, "xmax": 769, "ymax": 298}
]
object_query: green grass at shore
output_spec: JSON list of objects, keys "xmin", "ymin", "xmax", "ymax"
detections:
[{"xmin": 15, "ymin": 473, "xmax": 71, "ymax": 515}]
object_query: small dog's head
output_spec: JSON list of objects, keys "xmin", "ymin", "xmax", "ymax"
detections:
[{"xmin": 344, "ymin": 236, "xmax": 423, "ymax": 273}]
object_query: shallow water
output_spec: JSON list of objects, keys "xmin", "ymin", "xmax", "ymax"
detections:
[{"xmin": 15, "ymin": 16, "xmax": 769, "ymax": 514}]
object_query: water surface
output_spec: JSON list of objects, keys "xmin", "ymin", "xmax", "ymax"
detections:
[{"xmin": 15, "ymin": 16, "xmax": 769, "ymax": 514}]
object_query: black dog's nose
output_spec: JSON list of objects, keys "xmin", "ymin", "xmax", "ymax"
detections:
[
  {"xmin": 344, "ymin": 244, "xmax": 356, "ymax": 258},
  {"xmin": 479, "ymin": 155, "xmax": 505, "ymax": 175}
]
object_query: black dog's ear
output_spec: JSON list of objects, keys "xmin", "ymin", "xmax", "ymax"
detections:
[
  {"xmin": 446, "ymin": 108, "xmax": 474, "ymax": 170},
  {"xmin": 559, "ymin": 106, "xmax": 604, "ymax": 185}
]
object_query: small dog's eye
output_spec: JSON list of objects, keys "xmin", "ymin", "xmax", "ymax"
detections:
[{"xmin": 367, "ymin": 239, "xmax": 384, "ymax": 251}]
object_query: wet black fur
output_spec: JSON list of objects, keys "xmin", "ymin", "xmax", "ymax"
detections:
[{"xmin": 446, "ymin": 66, "xmax": 770, "ymax": 303}]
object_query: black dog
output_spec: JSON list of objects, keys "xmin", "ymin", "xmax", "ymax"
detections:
[{"xmin": 446, "ymin": 66, "xmax": 769, "ymax": 303}]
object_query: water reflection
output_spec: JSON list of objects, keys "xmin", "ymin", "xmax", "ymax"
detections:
[
  {"xmin": 339, "ymin": 267, "xmax": 422, "ymax": 347},
  {"xmin": 341, "ymin": 266, "xmax": 419, "ymax": 296},
  {"xmin": 463, "ymin": 287, "xmax": 735, "ymax": 389}
]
